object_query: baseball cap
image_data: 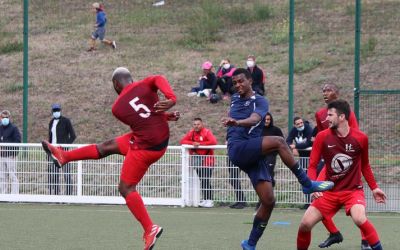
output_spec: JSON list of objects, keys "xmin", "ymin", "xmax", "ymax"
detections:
[
  {"xmin": 202, "ymin": 61, "xmax": 213, "ymax": 70},
  {"xmin": 51, "ymin": 103, "xmax": 61, "ymax": 111}
]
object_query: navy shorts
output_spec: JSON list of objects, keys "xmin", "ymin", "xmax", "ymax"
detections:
[
  {"xmin": 92, "ymin": 27, "xmax": 106, "ymax": 40},
  {"xmin": 228, "ymin": 137, "xmax": 272, "ymax": 188}
]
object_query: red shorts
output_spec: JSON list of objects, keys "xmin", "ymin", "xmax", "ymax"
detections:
[
  {"xmin": 120, "ymin": 147, "xmax": 167, "ymax": 185},
  {"xmin": 115, "ymin": 133, "xmax": 132, "ymax": 156},
  {"xmin": 311, "ymin": 189, "xmax": 366, "ymax": 219}
]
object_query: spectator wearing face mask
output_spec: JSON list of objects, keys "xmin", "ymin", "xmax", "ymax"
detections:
[
  {"xmin": 47, "ymin": 104, "xmax": 76, "ymax": 195},
  {"xmin": 213, "ymin": 58, "xmax": 236, "ymax": 100},
  {"xmin": 246, "ymin": 55, "xmax": 266, "ymax": 96},
  {"xmin": 0, "ymin": 110, "xmax": 21, "ymax": 194},
  {"xmin": 286, "ymin": 116, "xmax": 314, "ymax": 158}
]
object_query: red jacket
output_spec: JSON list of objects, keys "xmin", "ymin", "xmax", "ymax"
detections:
[{"xmin": 180, "ymin": 128, "xmax": 217, "ymax": 167}]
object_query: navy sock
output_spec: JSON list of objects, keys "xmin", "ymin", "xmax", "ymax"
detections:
[
  {"xmin": 248, "ymin": 216, "xmax": 267, "ymax": 246},
  {"xmin": 290, "ymin": 162, "xmax": 312, "ymax": 188},
  {"xmin": 371, "ymin": 241, "xmax": 382, "ymax": 250}
]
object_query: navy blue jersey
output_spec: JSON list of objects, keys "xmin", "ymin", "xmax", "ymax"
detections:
[{"xmin": 227, "ymin": 93, "xmax": 269, "ymax": 144}]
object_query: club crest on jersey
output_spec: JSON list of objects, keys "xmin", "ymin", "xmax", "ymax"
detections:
[
  {"xmin": 331, "ymin": 153, "xmax": 353, "ymax": 174},
  {"xmin": 244, "ymin": 101, "xmax": 251, "ymax": 106},
  {"xmin": 345, "ymin": 144, "xmax": 355, "ymax": 152}
]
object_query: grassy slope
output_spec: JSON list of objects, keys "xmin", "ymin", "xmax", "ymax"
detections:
[{"xmin": 0, "ymin": 0, "xmax": 399, "ymax": 145}]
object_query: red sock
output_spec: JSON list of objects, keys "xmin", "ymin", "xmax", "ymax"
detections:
[
  {"xmin": 64, "ymin": 144, "xmax": 100, "ymax": 162},
  {"xmin": 322, "ymin": 218, "xmax": 339, "ymax": 234},
  {"xmin": 297, "ymin": 230, "xmax": 311, "ymax": 250},
  {"xmin": 358, "ymin": 220, "xmax": 380, "ymax": 246},
  {"xmin": 125, "ymin": 191, "xmax": 153, "ymax": 233},
  {"xmin": 361, "ymin": 229, "xmax": 367, "ymax": 241}
]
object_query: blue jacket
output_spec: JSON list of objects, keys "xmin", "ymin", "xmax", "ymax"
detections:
[
  {"xmin": 0, "ymin": 122, "xmax": 21, "ymax": 157},
  {"xmin": 96, "ymin": 10, "xmax": 107, "ymax": 27},
  {"xmin": 286, "ymin": 121, "xmax": 313, "ymax": 156}
]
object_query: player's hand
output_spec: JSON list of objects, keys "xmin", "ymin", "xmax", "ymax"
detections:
[
  {"xmin": 154, "ymin": 99, "xmax": 175, "ymax": 112},
  {"xmin": 166, "ymin": 111, "xmax": 180, "ymax": 121},
  {"xmin": 311, "ymin": 192, "xmax": 323, "ymax": 200},
  {"xmin": 372, "ymin": 188, "xmax": 386, "ymax": 203},
  {"xmin": 221, "ymin": 117, "xmax": 237, "ymax": 127}
]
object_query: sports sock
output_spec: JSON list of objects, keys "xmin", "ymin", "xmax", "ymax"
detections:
[
  {"xmin": 358, "ymin": 220, "xmax": 381, "ymax": 249},
  {"xmin": 125, "ymin": 191, "xmax": 153, "ymax": 233},
  {"xmin": 64, "ymin": 144, "xmax": 100, "ymax": 162},
  {"xmin": 361, "ymin": 229, "xmax": 367, "ymax": 240},
  {"xmin": 322, "ymin": 218, "xmax": 339, "ymax": 234},
  {"xmin": 248, "ymin": 216, "xmax": 268, "ymax": 246},
  {"xmin": 290, "ymin": 162, "xmax": 312, "ymax": 188},
  {"xmin": 297, "ymin": 230, "xmax": 311, "ymax": 250}
]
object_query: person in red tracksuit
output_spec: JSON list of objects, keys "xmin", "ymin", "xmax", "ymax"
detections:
[
  {"xmin": 180, "ymin": 117, "xmax": 217, "ymax": 208},
  {"xmin": 42, "ymin": 67, "xmax": 179, "ymax": 250},
  {"xmin": 297, "ymin": 99, "xmax": 386, "ymax": 250}
]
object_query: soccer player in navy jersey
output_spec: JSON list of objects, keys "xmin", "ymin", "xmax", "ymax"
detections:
[
  {"xmin": 297, "ymin": 99, "xmax": 386, "ymax": 250},
  {"xmin": 42, "ymin": 67, "xmax": 179, "ymax": 250},
  {"xmin": 221, "ymin": 68, "xmax": 334, "ymax": 250}
]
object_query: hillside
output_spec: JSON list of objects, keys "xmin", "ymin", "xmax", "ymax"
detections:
[{"xmin": 0, "ymin": 0, "xmax": 399, "ymax": 145}]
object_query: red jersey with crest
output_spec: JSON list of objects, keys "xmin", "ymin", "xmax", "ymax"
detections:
[
  {"xmin": 308, "ymin": 128, "xmax": 378, "ymax": 192},
  {"xmin": 315, "ymin": 107, "xmax": 359, "ymax": 133},
  {"xmin": 111, "ymin": 75, "xmax": 176, "ymax": 150}
]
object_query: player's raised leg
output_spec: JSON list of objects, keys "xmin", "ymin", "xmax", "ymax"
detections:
[{"xmin": 260, "ymin": 136, "xmax": 334, "ymax": 194}]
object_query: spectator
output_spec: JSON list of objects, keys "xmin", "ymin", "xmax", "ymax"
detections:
[
  {"xmin": 180, "ymin": 118, "xmax": 217, "ymax": 208},
  {"xmin": 286, "ymin": 116, "xmax": 314, "ymax": 209},
  {"xmin": 87, "ymin": 2, "xmax": 116, "ymax": 52},
  {"xmin": 246, "ymin": 55, "xmax": 266, "ymax": 96},
  {"xmin": 47, "ymin": 104, "xmax": 76, "ymax": 195},
  {"xmin": 213, "ymin": 58, "xmax": 236, "ymax": 100},
  {"xmin": 255, "ymin": 112, "xmax": 284, "ymax": 210},
  {"xmin": 188, "ymin": 61, "xmax": 216, "ymax": 98},
  {"xmin": 262, "ymin": 112, "xmax": 284, "ymax": 187},
  {"xmin": 286, "ymin": 116, "xmax": 313, "ymax": 159},
  {"xmin": 0, "ymin": 110, "xmax": 21, "ymax": 194},
  {"xmin": 227, "ymin": 158, "xmax": 247, "ymax": 209}
]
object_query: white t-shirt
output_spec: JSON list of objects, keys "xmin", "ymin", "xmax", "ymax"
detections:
[{"xmin": 51, "ymin": 119, "xmax": 59, "ymax": 144}]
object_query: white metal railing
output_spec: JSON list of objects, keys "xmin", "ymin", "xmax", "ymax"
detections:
[{"xmin": 0, "ymin": 143, "xmax": 397, "ymax": 211}]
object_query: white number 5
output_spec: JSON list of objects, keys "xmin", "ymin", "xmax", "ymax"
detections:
[{"xmin": 129, "ymin": 97, "xmax": 151, "ymax": 118}]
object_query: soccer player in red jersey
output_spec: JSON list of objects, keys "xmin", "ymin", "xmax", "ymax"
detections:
[
  {"xmin": 42, "ymin": 67, "xmax": 179, "ymax": 250},
  {"xmin": 314, "ymin": 83, "xmax": 372, "ymax": 249},
  {"xmin": 297, "ymin": 99, "xmax": 386, "ymax": 250}
]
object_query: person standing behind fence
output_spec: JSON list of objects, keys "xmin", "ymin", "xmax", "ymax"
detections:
[
  {"xmin": 0, "ymin": 110, "xmax": 21, "ymax": 194},
  {"xmin": 180, "ymin": 117, "xmax": 217, "ymax": 208},
  {"xmin": 47, "ymin": 104, "xmax": 76, "ymax": 195},
  {"xmin": 87, "ymin": 2, "xmax": 116, "ymax": 52}
]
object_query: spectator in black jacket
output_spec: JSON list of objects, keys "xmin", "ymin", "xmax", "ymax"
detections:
[
  {"xmin": 48, "ymin": 104, "xmax": 76, "ymax": 195},
  {"xmin": 246, "ymin": 55, "xmax": 266, "ymax": 96},
  {"xmin": 0, "ymin": 110, "xmax": 21, "ymax": 194}
]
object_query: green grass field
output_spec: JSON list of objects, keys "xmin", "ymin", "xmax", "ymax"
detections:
[{"xmin": 0, "ymin": 203, "xmax": 398, "ymax": 250}]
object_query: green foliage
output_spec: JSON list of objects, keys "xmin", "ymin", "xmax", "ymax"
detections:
[
  {"xmin": 361, "ymin": 37, "xmax": 378, "ymax": 59},
  {"xmin": 280, "ymin": 57, "xmax": 322, "ymax": 75},
  {"xmin": 270, "ymin": 19, "xmax": 307, "ymax": 45},
  {"xmin": 225, "ymin": 7, "xmax": 255, "ymax": 25},
  {"xmin": 4, "ymin": 82, "xmax": 32, "ymax": 93},
  {"xmin": 0, "ymin": 41, "xmax": 23, "ymax": 54},
  {"xmin": 253, "ymin": 2, "xmax": 274, "ymax": 21}
]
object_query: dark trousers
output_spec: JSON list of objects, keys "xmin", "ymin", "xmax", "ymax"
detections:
[
  {"xmin": 195, "ymin": 167, "xmax": 214, "ymax": 200},
  {"xmin": 48, "ymin": 158, "xmax": 73, "ymax": 195},
  {"xmin": 227, "ymin": 159, "xmax": 246, "ymax": 202},
  {"xmin": 212, "ymin": 77, "xmax": 234, "ymax": 95},
  {"xmin": 191, "ymin": 155, "xmax": 214, "ymax": 200}
]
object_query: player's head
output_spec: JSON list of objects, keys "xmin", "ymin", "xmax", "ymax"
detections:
[
  {"xmin": 192, "ymin": 117, "xmax": 204, "ymax": 132},
  {"xmin": 112, "ymin": 67, "xmax": 133, "ymax": 94},
  {"xmin": 322, "ymin": 83, "xmax": 339, "ymax": 104},
  {"xmin": 232, "ymin": 68, "xmax": 253, "ymax": 97},
  {"xmin": 327, "ymin": 99, "xmax": 350, "ymax": 129}
]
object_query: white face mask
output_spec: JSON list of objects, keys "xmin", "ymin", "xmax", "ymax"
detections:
[
  {"xmin": 223, "ymin": 63, "xmax": 230, "ymax": 70},
  {"xmin": 246, "ymin": 60, "xmax": 255, "ymax": 68},
  {"xmin": 53, "ymin": 111, "xmax": 61, "ymax": 119}
]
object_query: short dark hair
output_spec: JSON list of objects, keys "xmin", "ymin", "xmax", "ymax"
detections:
[
  {"xmin": 193, "ymin": 117, "xmax": 202, "ymax": 122},
  {"xmin": 327, "ymin": 99, "xmax": 350, "ymax": 120},
  {"xmin": 293, "ymin": 116, "xmax": 302, "ymax": 124},
  {"xmin": 232, "ymin": 68, "xmax": 252, "ymax": 79}
]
